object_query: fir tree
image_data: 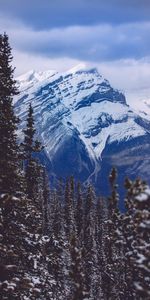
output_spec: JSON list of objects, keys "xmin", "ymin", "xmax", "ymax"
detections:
[
  {"xmin": 46, "ymin": 191, "xmax": 66, "ymax": 299},
  {"xmin": 22, "ymin": 103, "xmax": 43, "ymax": 200},
  {"xmin": 83, "ymin": 185, "xmax": 98, "ymax": 299},
  {"xmin": 133, "ymin": 185, "xmax": 150, "ymax": 298},
  {"xmin": 69, "ymin": 233, "xmax": 87, "ymax": 300},
  {"xmin": 123, "ymin": 178, "xmax": 150, "ymax": 299},
  {"xmin": 0, "ymin": 33, "xmax": 20, "ymax": 194},
  {"xmin": 95, "ymin": 196, "xmax": 105, "ymax": 298},
  {"xmin": 103, "ymin": 168, "xmax": 123, "ymax": 299},
  {"xmin": 75, "ymin": 182, "xmax": 84, "ymax": 243},
  {"xmin": 42, "ymin": 168, "xmax": 51, "ymax": 235},
  {"xmin": 64, "ymin": 178, "xmax": 76, "ymax": 240}
]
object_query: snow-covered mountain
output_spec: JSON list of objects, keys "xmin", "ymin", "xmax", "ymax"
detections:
[
  {"xmin": 134, "ymin": 99, "xmax": 150, "ymax": 121},
  {"xmin": 14, "ymin": 65, "xmax": 150, "ymax": 198}
]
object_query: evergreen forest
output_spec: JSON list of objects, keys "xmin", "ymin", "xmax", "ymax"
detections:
[{"xmin": 0, "ymin": 33, "xmax": 150, "ymax": 300}]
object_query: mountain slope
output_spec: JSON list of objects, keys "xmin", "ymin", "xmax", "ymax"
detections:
[
  {"xmin": 134, "ymin": 99, "xmax": 150, "ymax": 121},
  {"xmin": 14, "ymin": 66, "xmax": 150, "ymax": 198}
]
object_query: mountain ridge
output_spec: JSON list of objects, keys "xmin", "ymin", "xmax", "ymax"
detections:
[{"xmin": 14, "ymin": 66, "xmax": 150, "ymax": 199}]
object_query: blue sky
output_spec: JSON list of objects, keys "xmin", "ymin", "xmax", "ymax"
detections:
[{"xmin": 0, "ymin": 0, "xmax": 150, "ymax": 105}]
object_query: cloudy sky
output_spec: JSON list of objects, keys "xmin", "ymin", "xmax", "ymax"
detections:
[{"xmin": 0, "ymin": 0, "xmax": 150, "ymax": 106}]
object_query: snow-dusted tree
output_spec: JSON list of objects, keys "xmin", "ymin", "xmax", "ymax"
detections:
[
  {"xmin": 0, "ymin": 190, "xmax": 52, "ymax": 299},
  {"xmin": 0, "ymin": 33, "xmax": 53, "ymax": 300},
  {"xmin": 123, "ymin": 178, "xmax": 150, "ymax": 299},
  {"xmin": 104, "ymin": 168, "xmax": 125, "ymax": 299},
  {"xmin": 83, "ymin": 185, "xmax": 99, "ymax": 299},
  {"xmin": 41, "ymin": 168, "xmax": 51, "ymax": 234},
  {"xmin": 0, "ymin": 33, "xmax": 21, "ymax": 194},
  {"xmin": 22, "ymin": 103, "xmax": 43, "ymax": 201},
  {"xmin": 120, "ymin": 177, "xmax": 136, "ymax": 298},
  {"xmin": 75, "ymin": 182, "xmax": 84, "ymax": 244},
  {"xmin": 69, "ymin": 233, "xmax": 87, "ymax": 300},
  {"xmin": 45, "ymin": 190, "xmax": 67, "ymax": 299},
  {"xmin": 133, "ymin": 185, "xmax": 150, "ymax": 298},
  {"xmin": 95, "ymin": 197, "xmax": 103, "ymax": 264},
  {"xmin": 70, "ymin": 175, "xmax": 75, "ymax": 207},
  {"xmin": 95, "ymin": 196, "xmax": 105, "ymax": 298},
  {"xmin": 98, "ymin": 195, "xmax": 113, "ymax": 300},
  {"xmin": 64, "ymin": 177, "xmax": 76, "ymax": 240}
]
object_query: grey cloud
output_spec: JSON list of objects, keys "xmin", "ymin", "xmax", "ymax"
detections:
[
  {"xmin": 0, "ymin": 0, "xmax": 150, "ymax": 30},
  {"xmin": 3, "ymin": 20, "xmax": 150, "ymax": 62}
]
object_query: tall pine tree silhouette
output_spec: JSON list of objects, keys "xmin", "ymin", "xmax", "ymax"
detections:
[
  {"xmin": 22, "ymin": 103, "xmax": 43, "ymax": 200},
  {"xmin": 0, "ymin": 33, "xmax": 20, "ymax": 194}
]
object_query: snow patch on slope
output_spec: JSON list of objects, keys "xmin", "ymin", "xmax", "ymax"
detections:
[
  {"xmin": 70, "ymin": 100, "xmax": 146, "ymax": 160},
  {"xmin": 128, "ymin": 96, "xmax": 150, "ymax": 122}
]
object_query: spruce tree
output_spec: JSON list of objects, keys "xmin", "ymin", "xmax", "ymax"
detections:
[
  {"xmin": 69, "ymin": 233, "xmax": 87, "ymax": 300},
  {"xmin": 75, "ymin": 182, "xmax": 84, "ymax": 243},
  {"xmin": 0, "ymin": 33, "xmax": 53, "ymax": 300},
  {"xmin": 22, "ymin": 103, "xmax": 42, "ymax": 200},
  {"xmin": 0, "ymin": 33, "xmax": 20, "ymax": 194},
  {"xmin": 64, "ymin": 178, "xmax": 76, "ymax": 239},
  {"xmin": 46, "ymin": 191, "xmax": 67, "ymax": 299},
  {"xmin": 133, "ymin": 185, "xmax": 150, "ymax": 298},
  {"xmin": 123, "ymin": 178, "xmax": 150, "ymax": 299},
  {"xmin": 42, "ymin": 168, "xmax": 51, "ymax": 235},
  {"xmin": 83, "ymin": 185, "xmax": 98, "ymax": 299},
  {"xmin": 95, "ymin": 197, "xmax": 105, "ymax": 298},
  {"xmin": 106, "ymin": 168, "xmax": 126, "ymax": 299}
]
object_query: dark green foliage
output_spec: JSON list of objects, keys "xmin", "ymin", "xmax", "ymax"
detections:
[
  {"xmin": 75, "ymin": 182, "xmax": 84, "ymax": 242},
  {"xmin": 83, "ymin": 185, "xmax": 99, "ymax": 298},
  {"xmin": 0, "ymin": 192, "xmax": 54, "ymax": 299},
  {"xmin": 22, "ymin": 104, "xmax": 36, "ymax": 159},
  {"xmin": 42, "ymin": 168, "xmax": 51, "ymax": 234},
  {"xmin": 123, "ymin": 178, "xmax": 150, "ymax": 299},
  {"xmin": 64, "ymin": 177, "xmax": 76, "ymax": 239},
  {"xmin": 69, "ymin": 234, "xmax": 87, "ymax": 300},
  {"xmin": 22, "ymin": 103, "xmax": 42, "ymax": 160},
  {"xmin": 133, "ymin": 187, "xmax": 150, "ymax": 298},
  {"xmin": 0, "ymin": 33, "xmax": 20, "ymax": 194},
  {"xmin": 22, "ymin": 103, "xmax": 43, "ymax": 200}
]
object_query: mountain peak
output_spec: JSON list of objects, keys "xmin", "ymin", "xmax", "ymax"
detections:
[
  {"xmin": 16, "ymin": 69, "xmax": 57, "ymax": 84},
  {"xmin": 14, "ymin": 66, "xmax": 150, "ymax": 193},
  {"xmin": 16, "ymin": 70, "xmax": 36, "ymax": 82},
  {"xmin": 66, "ymin": 64, "xmax": 100, "ymax": 76},
  {"xmin": 67, "ymin": 63, "xmax": 87, "ymax": 74}
]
